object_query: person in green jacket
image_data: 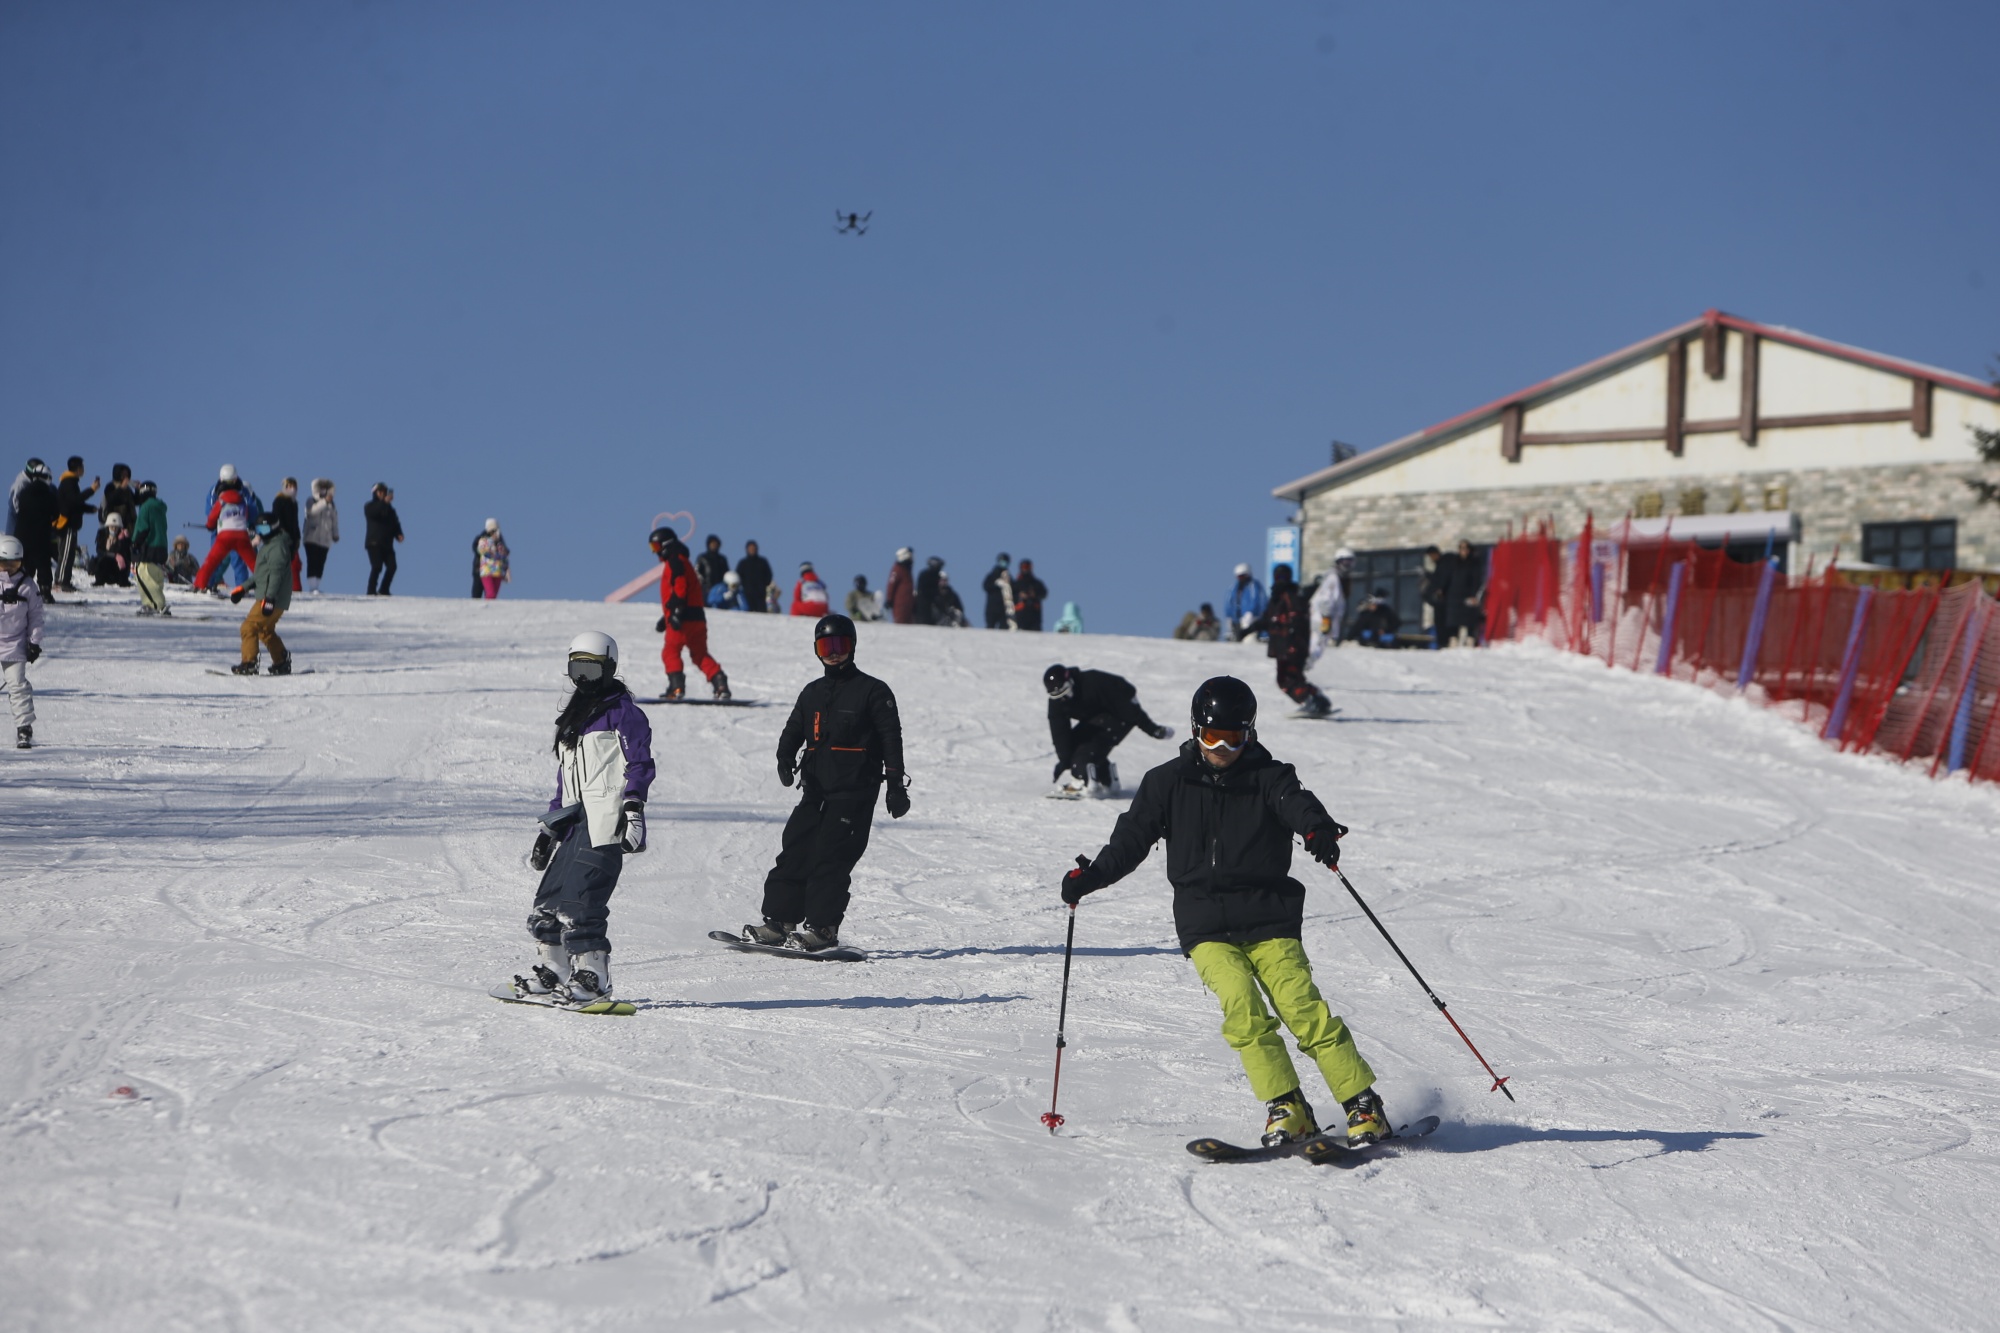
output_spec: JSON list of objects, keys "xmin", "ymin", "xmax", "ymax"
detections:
[
  {"xmin": 232, "ymin": 515, "xmax": 295, "ymax": 675},
  {"xmin": 132, "ymin": 481, "xmax": 171, "ymax": 616}
]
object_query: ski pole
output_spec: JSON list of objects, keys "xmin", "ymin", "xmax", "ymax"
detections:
[
  {"xmin": 1041, "ymin": 863, "xmax": 1085, "ymax": 1133},
  {"xmin": 1327, "ymin": 863, "xmax": 1515, "ymax": 1101}
]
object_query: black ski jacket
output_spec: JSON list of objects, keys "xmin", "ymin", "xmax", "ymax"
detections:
[
  {"xmin": 1248, "ymin": 582, "xmax": 1312, "ymax": 660},
  {"xmin": 364, "ymin": 498, "xmax": 403, "ymax": 548},
  {"xmin": 1088, "ymin": 740, "xmax": 1338, "ymax": 954},
  {"xmin": 696, "ymin": 547, "xmax": 729, "ymax": 591},
  {"xmin": 736, "ymin": 552, "xmax": 773, "ymax": 605},
  {"xmin": 1049, "ymin": 669, "xmax": 1161, "ymax": 763},
  {"xmin": 777, "ymin": 663, "xmax": 905, "ymax": 798}
]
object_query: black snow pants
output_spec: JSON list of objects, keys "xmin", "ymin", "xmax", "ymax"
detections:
[
  {"xmin": 1275, "ymin": 654, "xmax": 1323, "ymax": 705},
  {"xmin": 366, "ymin": 543, "xmax": 396, "ymax": 595},
  {"xmin": 759, "ymin": 789, "xmax": 878, "ymax": 932},
  {"xmin": 1065, "ymin": 721, "xmax": 1131, "ymax": 786},
  {"xmin": 527, "ymin": 822, "xmax": 625, "ymax": 955}
]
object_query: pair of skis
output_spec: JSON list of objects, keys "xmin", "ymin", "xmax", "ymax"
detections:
[{"xmin": 1186, "ymin": 1115, "xmax": 1441, "ymax": 1167}]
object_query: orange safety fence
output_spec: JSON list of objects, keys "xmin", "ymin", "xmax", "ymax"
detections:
[{"xmin": 1483, "ymin": 520, "xmax": 2000, "ymax": 784}]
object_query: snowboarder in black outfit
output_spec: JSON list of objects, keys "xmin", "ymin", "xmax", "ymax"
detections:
[
  {"xmin": 1043, "ymin": 663, "xmax": 1174, "ymax": 798},
  {"xmin": 743, "ymin": 613, "xmax": 909, "ymax": 952},
  {"xmin": 1247, "ymin": 564, "xmax": 1330, "ymax": 716},
  {"xmin": 1059, "ymin": 675, "xmax": 1390, "ymax": 1148}
]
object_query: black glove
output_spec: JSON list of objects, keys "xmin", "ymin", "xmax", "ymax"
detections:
[
  {"xmin": 620, "ymin": 801, "xmax": 647, "ymax": 854},
  {"xmin": 529, "ymin": 828, "xmax": 556, "ymax": 871},
  {"xmin": 25, "ymin": 643, "xmax": 42, "ymax": 664},
  {"xmin": 261, "ymin": 600, "xmax": 276, "ymax": 615},
  {"xmin": 778, "ymin": 756, "xmax": 795, "ymax": 788},
  {"xmin": 1061, "ymin": 855, "xmax": 1105, "ymax": 905},
  {"xmin": 229, "ymin": 586, "xmax": 246, "ymax": 604},
  {"xmin": 1304, "ymin": 822, "xmax": 1348, "ymax": 869},
  {"xmin": 0, "ymin": 586, "xmax": 19, "ymax": 605},
  {"xmin": 668, "ymin": 605, "xmax": 684, "ymax": 630},
  {"xmin": 654, "ymin": 614, "xmax": 666, "ymax": 633},
  {"xmin": 885, "ymin": 773, "xmax": 910, "ymax": 819},
  {"xmin": 1149, "ymin": 724, "xmax": 1174, "ymax": 740}
]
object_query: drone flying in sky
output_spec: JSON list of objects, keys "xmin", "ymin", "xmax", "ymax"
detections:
[{"xmin": 835, "ymin": 210, "xmax": 871, "ymax": 236}]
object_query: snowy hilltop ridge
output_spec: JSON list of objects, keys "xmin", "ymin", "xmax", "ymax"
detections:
[{"xmin": 5, "ymin": 589, "xmax": 1997, "ymax": 1330}]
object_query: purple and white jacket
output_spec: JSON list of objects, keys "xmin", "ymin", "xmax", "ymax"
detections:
[{"xmin": 550, "ymin": 691, "xmax": 656, "ymax": 847}]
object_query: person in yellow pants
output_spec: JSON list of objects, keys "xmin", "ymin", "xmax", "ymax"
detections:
[
  {"xmin": 1061, "ymin": 674, "xmax": 1389, "ymax": 1148},
  {"xmin": 231, "ymin": 516, "xmax": 294, "ymax": 676}
]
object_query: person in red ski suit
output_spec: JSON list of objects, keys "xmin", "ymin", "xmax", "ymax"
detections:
[
  {"xmin": 652, "ymin": 529, "xmax": 730, "ymax": 700},
  {"xmin": 194, "ymin": 482, "xmax": 257, "ymax": 592},
  {"xmin": 790, "ymin": 562, "xmax": 830, "ymax": 617}
]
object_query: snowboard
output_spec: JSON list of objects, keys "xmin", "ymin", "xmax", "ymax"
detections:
[
  {"xmin": 707, "ymin": 929, "xmax": 867, "ymax": 963},
  {"xmin": 1290, "ymin": 706, "xmax": 1342, "ymax": 720},
  {"xmin": 1186, "ymin": 1115, "xmax": 1438, "ymax": 1165},
  {"xmin": 206, "ymin": 667, "xmax": 317, "ymax": 677},
  {"xmin": 488, "ymin": 982, "xmax": 636, "ymax": 1016},
  {"xmin": 638, "ymin": 697, "xmax": 766, "ymax": 707}
]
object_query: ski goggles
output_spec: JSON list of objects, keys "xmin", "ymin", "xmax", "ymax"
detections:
[
  {"xmin": 814, "ymin": 634, "xmax": 854, "ymax": 661},
  {"xmin": 567, "ymin": 655, "xmax": 612, "ymax": 683},
  {"xmin": 1196, "ymin": 725, "xmax": 1248, "ymax": 753},
  {"xmin": 1046, "ymin": 678, "xmax": 1074, "ymax": 699}
]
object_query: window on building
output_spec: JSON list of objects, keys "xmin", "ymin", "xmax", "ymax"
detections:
[
  {"xmin": 1337, "ymin": 547, "xmax": 1468, "ymax": 640},
  {"xmin": 1861, "ymin": 520, "xmax": 1956, "ymax": 571}
]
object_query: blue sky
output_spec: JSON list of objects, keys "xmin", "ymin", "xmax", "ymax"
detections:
[{"xmin": 3, "ymin": 2, "xmax": 1994, "ymax": 632}]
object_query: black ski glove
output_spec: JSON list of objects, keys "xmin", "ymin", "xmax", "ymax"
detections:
[
  {"xmin": 778, "ymin": 756, "xmax": 795, "ymax": 788},
  {"xmin": 620, "ymin": 801, "xmax": 647, "ymax": 854},
  {"xmin": 25, "ymin": 643, "xmax": 42, "ymax": 664},
  {"xmin": 885, "ymin": 773, "xmax": 910, "ymax": 819},
  {"xmin": 1061, "ymin": 855, "xmax": 1105, "ymax": 905},
  {"xmin": 668, "ymin": 605, "xmax": 683, "ymax": 630},
  {"xmin": 529, "ymin": 828, "xmax": 556, "ymax": 871},
  {"xmin": 261, "ymin": 600, "xmax": 276, "ymax": 615},
  {"xmin": 1149, "ymin": 724, "xmax": 1174, "ymax": 740},
  {"xmin": 1304, "ymin": 822, "xmax": 1348, "ymax": 869},
  {"xmin": 229, "ymin": 585, "xmax": 246, "ymax": 604},
  {"xmin": 0, "ymin": 586, "xmax": 19, "ymax": 604},
  {"xmin": 654, "ymin": 614, "xmax": 666, "ymax": 633}
]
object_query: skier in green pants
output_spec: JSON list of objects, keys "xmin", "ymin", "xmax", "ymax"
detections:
[{"xmin": 1059, "ymin": 674, "xmax": 1390, "ymax": 1147}]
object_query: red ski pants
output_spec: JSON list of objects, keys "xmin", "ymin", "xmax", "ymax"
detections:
[
  {"xmin": 194, "ymin": 531, "xmax": 256, "ymax": 591},
  {"xmin": 663, "ymin": 621, "xmax": 722, "ymax": 679}
]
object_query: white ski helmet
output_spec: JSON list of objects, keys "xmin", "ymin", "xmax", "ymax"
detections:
[
  {"xmin": 1334, "ymin": 547, "xmax": 1356, "ymax": 564},
  {"xmin": 895, "ymin": 546, "xmax": 913, "ymax": 562},
  {"xmin": 219, "ymin": 463, "xmax": 238, "ymax": 483},
  {"xmin": 0, "ymin": 535, "xmax": 23, "ymax": 561},
  {"xmin": 567, "ymin": 630, "xmax": 618, "ymax": 665},
  {"xmin": 484, "ymin": 517, "xmax": 499, "ymax": 534},
  {"xmin": 1234, "ymin": 562, "xmax": 1252, "ymax": 577},
  {"xmin": 723, "ymin": 570, "xmax": 741, "ymax": 586}
]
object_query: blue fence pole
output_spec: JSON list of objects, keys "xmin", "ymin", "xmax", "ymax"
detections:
[
  {"xmin": 1654, "ymin": 561, "xmax": 1686, "ymax": 676},
  {"xmin": 1821, "ymin": 587, "xmax": 1874, "ymax": 741},
  {"xmin": 1737, "ymin": 558, "xmax": 1779, "ymax": 692}
]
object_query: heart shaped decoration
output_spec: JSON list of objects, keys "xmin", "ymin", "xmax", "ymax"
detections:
[{"xmin": 651, "ymin": 511, "xmax": 696, "ymax": 541}]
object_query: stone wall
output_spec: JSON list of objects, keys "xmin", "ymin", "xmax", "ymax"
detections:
[{"xmin": 1299, "ymin": 461, "xmax": 2000, "ymax": 573}]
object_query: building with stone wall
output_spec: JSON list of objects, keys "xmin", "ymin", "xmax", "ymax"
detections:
[{"xmin": 1272, "ymin": 312, "xmax": 2000, "ymax": 628}]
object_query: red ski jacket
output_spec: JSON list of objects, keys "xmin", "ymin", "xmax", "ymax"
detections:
[
  {"xmin": 659, "ymin": 553, "xmax": 707, "ymax": 624},
  {"xmin": 790, "ymin": 571, "xmax": 830, "ymax": 617}
]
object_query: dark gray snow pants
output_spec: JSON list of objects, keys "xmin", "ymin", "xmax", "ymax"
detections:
[{"xmin": 527, "ymin": 823, "xmax": 625, "ymax": 955}]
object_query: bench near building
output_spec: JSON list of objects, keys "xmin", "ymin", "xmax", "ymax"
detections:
[{"xmin": 1274, "ymin": 311, "xmax": 2000, "ymax": 628}]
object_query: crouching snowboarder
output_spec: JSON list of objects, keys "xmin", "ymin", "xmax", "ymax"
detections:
[
  {"xmin": 740, "ymin": 613, "xmax": 908, "ymax": 953},
  {"xmin": 513, "ymin": 631, "xmax": 655, "ymax": 1007},
  {"xmin": 1043, "ymin": 664, "xmax": 1173, "ymax": 798},
  {"xmin": 1058, "ymin": 675, "xmax": 1391, "ymax": 1148}
]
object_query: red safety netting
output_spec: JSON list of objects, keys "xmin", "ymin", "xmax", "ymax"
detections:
[{"xmin": 1482, "ymin": 520, "xmax": 2000, "ymax": 784}]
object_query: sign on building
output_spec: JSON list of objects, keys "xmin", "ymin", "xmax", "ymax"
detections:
[{"xmin": 1266, "ymin": 525, "xmax": 1300, "ymax": 588}]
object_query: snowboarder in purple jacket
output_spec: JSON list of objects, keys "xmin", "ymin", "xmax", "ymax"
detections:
[{"xmin": 513, "ymin": 631, "xmax": 655, "ymax": 1006}]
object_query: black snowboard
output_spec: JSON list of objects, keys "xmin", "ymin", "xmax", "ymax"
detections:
[
  {"xmin": 639, "ymin": 697, "xmax": 766, "ymax": 707},
  {"xmin": 206, "ymin": 667, "xmax": 317, "ymax": 677},
  {"xmin": 707, "ymin": 929, "xmax": 867, "ymax": 962},
  {"xmin": 1187, "ymin": 1115, "xmax": 1439, "ymax": 1165}
]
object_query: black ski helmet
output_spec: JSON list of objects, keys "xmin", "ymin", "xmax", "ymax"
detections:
[
  {"xmin": 813, "ymin": 613, "xmax": 857, "ymax": 660},
  {"xmin": 1043, "ymin": 664, "xmax": 1075, "ymax": 698},
  {"xmin": 1191, "ymin": 676, "xmax": 1257, "ymax": 732},
  {"xmin": 649, "ymin": 526, "xmax": 686, "ymax": 561}
]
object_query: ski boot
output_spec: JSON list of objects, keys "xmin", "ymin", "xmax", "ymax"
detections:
[
  {"xmin": 664, "ymin": 672, "xmax": 687, "ymax": 700},
  {"xmin": 1087, "ymin": 762, "xmax": 1119, "ymax": 799},
  {"xmin": 1302, "ymin": 693, "xmax": 1332, "ymax": 718},
  {"xmin": 563, "ymin": 950, "xmax": 612, "ymax": 1005},
  {"xmin": 1261, "ymin": 1089, "xmax": 1319, "ymax": 1147},
  {"xmin": 230, "ymin": 660, "xmax": 260, "ymax": 676},
  {"xmin": 786, "ymin": 923, "xmax": 839, "ymax": 953},
  {"xmin": 267, "ymin": 654, "xmax": 293, "ymax": 677},
  {"xmin": 512, "ymin": 942, "xmax": 571, "ymax": 996},
  {"xmin": 15, "ymin": 725, "xmax": 30, "ymax": 751},
  {"xmin": 741, "ymin": 918, "xmax": 792, "ymax": 946},
  {"xmin": 1342, "ymin": 1086, "xmax": 1391, "ymax": 1145},
  {"xmin": 710, "ymin": 671, "xmax": 731, "ymax": 701}
]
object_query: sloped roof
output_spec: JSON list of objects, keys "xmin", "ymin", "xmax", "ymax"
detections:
[{"xmin": 1273, "ymin": 311, "xmax": 2000, "ymax": 501}]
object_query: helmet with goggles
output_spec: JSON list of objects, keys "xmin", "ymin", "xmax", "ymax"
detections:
[
  {"xmin": 1191, "ymin": 675, "xmax": 1257, "ymax": 753},
  {"xmin": 649, "ymin": 527, "xmax": 686, "ymax": 560},
  {"xmin": 812, "ymin": 613, "xmax": 857, "ymax": 663},
  {"xmin": 565, "ymin": 630, "xmax": 618, "ymax": 684},
  {"xmin": 1042, "ymin": 664, "xmax": 1075, "ymax": 700}
]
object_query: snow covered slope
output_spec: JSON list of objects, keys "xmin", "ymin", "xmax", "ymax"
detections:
[{"xmin": 5, "ymin": 590, "xmax": 1997, "ymax": 1331}]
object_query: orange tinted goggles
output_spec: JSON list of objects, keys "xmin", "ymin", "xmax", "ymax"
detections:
[
  {"xmin": 1197, "ymin": 726, "xmax": 1247, "ymax": 752},
  {"xmin": 814, "ymin": 634, "xmax": 853, "ymax": 660}
]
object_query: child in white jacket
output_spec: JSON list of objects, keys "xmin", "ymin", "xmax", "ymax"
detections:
[{"xmin": 0, "ymin": 534, "xmax": 46, "ymax": 749}]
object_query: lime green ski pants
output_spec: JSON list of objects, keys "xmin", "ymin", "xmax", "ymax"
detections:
[{"xmin": 1189, "ymin": 937, "xmax": 1375, "ymax": 1105}]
